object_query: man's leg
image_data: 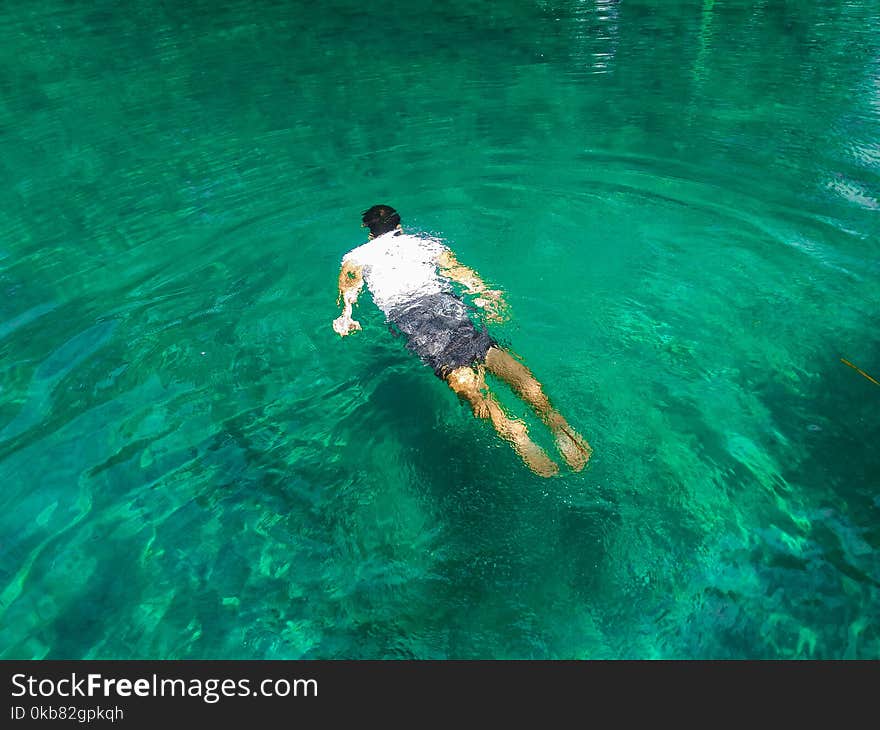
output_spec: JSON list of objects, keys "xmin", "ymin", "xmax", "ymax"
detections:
[
  {"xmin": 445, "ymin": 365, "xmax": 559, "ymax": 478},
  {"xmin": 484, "ymin": 346, "xmax": 592, "ymax": 472}
]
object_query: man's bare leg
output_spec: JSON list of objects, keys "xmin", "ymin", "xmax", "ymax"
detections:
[
  {"xmin": 484, "ymin": 346, "xmax": 592, "ymax": 472},
  {"xmin": 445, "ymin": 365, "xmax": 559, "ymax": 478}
]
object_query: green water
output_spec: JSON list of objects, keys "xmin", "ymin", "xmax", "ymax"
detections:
[{"xmin": 1, "ymin": 0, "xmax": 878, "ymax": 659}]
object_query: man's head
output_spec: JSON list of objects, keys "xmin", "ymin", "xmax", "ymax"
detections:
[{"xmin": 362, "ymin": 204, "xmax": 401, "ymax": 238}]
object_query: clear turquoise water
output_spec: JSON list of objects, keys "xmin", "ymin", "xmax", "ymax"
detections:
[{"xmin": 1, "ymin": 0, "xmax": 878, "ymax": 659}]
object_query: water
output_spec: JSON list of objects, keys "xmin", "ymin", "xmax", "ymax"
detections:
[{"xmin": 1, "ymin": 0, "xmax": 878, "ymax": 659}]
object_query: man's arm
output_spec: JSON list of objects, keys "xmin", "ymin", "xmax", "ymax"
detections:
[
  {"xmin": 332, "ymin": 259, "xmax": 364, "ymax": 337},
  {"xmin": 437, "ymin": 249, "xmax": 508, "ymax": 322}
]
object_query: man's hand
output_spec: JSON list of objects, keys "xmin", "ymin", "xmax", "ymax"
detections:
[
  {"xmin": 333, "ymin": 313, "xmax": 362, "ymax": 336},
  {"xmin": 473, "ymin": 289, "xmax": 509, "ymax": 323}
]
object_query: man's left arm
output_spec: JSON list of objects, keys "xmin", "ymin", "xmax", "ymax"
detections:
[{"xmin": 437, "ymin": 249, "xmax": 508, "ymax": 322}]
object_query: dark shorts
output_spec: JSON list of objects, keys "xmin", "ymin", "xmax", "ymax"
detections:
[{"xmin": 386, "ymin": 292, "xmax": 498, "ymax": 379}]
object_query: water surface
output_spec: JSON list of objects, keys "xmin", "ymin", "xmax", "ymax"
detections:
[{"xmin": 1, "ymin": 0, "xmax": 878, "ymax": 658}]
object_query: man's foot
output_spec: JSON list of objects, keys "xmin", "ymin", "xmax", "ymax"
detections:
[
  {"xmin": 506, "ymin": 420, "xmax": 559, "ymax": 477},
  {"xmin": 518, "ymin": 441, "xmax": 560, "ymax": 478},
  {"xmin": 553, "ymin": 425, "xmax": 592, "ymax": 472}
]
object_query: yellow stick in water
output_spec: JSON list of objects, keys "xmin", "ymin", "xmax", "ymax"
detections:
[{"xmin": 841, "ymin": 358, "xmax": 880, "ymax": 387}]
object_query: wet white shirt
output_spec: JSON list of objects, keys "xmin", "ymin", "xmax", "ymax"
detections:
[{"xmin": 342, "ymin": 231, "xmax": 452, "ymax": 313}]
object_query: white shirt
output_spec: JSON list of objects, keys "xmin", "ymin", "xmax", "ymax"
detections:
[{"xmin": 342, "ymin": 231, "xmax": 452, "ymax": 313}]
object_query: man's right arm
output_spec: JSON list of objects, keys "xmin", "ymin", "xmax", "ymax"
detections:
[{"xmin": 332, "ymin": 259, "xmax": 364, "ymax": 337}]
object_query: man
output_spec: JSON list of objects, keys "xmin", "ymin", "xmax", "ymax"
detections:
[{"xmin": 333, "ymin": 204, "xmax": 591, "ymax": 477}]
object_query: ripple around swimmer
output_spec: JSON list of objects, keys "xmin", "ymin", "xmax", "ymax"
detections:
[{"xmin": 369, "ymin": 145, "xmax": 872, "ymax": 272}]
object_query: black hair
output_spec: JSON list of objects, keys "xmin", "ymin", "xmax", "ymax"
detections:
[{"xmin": 361, "ymin": 204, "xmax": 401, "ymax": 237}]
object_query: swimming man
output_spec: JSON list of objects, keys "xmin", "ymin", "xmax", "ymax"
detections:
[{"xmin": 333, "ymin": 204, "xmax": 591, "ymax": 477}]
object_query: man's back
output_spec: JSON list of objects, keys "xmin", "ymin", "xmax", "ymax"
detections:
[{"xmin": 341, "ymin": 230, "xmax": 451, "ymax": 313}]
